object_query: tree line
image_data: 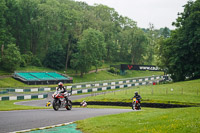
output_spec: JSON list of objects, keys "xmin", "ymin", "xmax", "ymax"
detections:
[
  {"xmin": 1, "ymin": 0, "xmax": 199, "ymax": 81},
  {"xmin": 0, "ymin": 0, "xmax": 169, "ymax": 74},
  {"xmin": 156, "ymin": 0, "xmax": 200, "ymax": 81}
]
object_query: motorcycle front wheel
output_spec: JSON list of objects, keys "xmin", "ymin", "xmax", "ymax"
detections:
[
  {"xmin": 132, "ymin": 103, "xmax": 135, "ymax": 110},
  {"xmin": 66, "ymin": 100, "xmax": 72, "ymax": 110},
  {"xmin": 53, "ymin": 99, "xmax": 60, "ymax": 111}
]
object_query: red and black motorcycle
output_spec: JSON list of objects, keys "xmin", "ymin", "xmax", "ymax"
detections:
[
  {"xmin": 132, "ymin": 98, "xmax": 141, "ymax": 110},
  {"xmin": 52, "ymin": 90, "xmax": 72, "ymax": 111}
]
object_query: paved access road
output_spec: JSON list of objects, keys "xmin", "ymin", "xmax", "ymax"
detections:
[
  {"xmin": 0, "ymin": 108, "xmax": 132, "ymax": 133},
  {"xmin": 1, "ymin": 93, "xmax": 133, "ymax": 133}
]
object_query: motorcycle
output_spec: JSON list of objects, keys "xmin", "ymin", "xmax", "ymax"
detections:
[
  {"xmin": 52, "ymin": 90, "xmax": 72, "ymax": 111},
  {"xmin": 46, "ymin": 101, "xmax": 51, "ymax": 107},
  {"xmin": 80, "ymin": 101, "xmax": 87, "ymax": 107},
  {"xmin": 132, "ymin": 98, "xmax": 141, "ymax": 110}
]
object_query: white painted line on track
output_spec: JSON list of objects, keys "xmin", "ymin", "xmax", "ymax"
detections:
[{"xmin": 10, "ymin": 121, "xmax": 74, "ymax": 133}]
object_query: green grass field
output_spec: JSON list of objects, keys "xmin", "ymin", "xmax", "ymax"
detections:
[
  {"xmin": 76, "ymin": 107, "xmax": 200, "ymax": 133},
  {"xmin": 74, "ymin": 79, "xmax": 200, "ymax": 106},
  {"xmin": 0, "ymin": 68, "xmax": 163, "ymax": 88},
  {"xmin": 1, "ymin": 65, "xmax": 199, "ymax": 132},
  {"xmin": 72, "ymin": 70, "xmax": 163, "ymax": 83},
  {"xmin": 0, "ymin": 100, "xmax": 50, "ymax": 111},
  {"xmin": 0, "ymin": 77, "xmax": 200, "ymax": 132},
  {"xmin": 73, "ymin": 79, "xmax": 200, "ymax": 133}
]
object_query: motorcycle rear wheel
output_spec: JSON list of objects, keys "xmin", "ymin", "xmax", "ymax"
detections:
[
  {"xmin": 66, "ymin": 100, "xmax": 72, "ymax": 110},
  {"xmin": 53, "ymin": 100, "xmax": 60, "ymax": 111}
]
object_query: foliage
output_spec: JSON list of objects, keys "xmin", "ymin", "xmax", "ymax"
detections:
[
  {"xmin": 108, "ymin": 67, "xmax": 120, "ymax": 74},
  {"xmin": 0, "ymin": 0, "xmax": 176, "ymax": 76},
  {"xmin": 71, "ymin": 28, "xmax": 106, "ymax": 77},
  {"xmin": 108, "ymin": 67, "xmax": 115, "ymax": 73},
  {"xmin": 0, "ymin": 0, "xmax": 15, "ymax": 47},
  {"xmin": 158, "ymin": 0, "xmax": 200, "ymax": 81},
  {"xmin": 32, "ymin": 56, "xmax": 42, "ymax": 67},
  {"xmin": 118, "ymin": 26, "xmax": 148, "ymax": 64},
  {"xmin": 1, "ymin": 44, "xmax": 21, "ymax": 72},
  {"xmin": 20, "ymin": 51, "xmax": 42, "ymax": 67},
  {"xmin": 43, "ymin": 44, "xmax": 65, "ymax": 70}
]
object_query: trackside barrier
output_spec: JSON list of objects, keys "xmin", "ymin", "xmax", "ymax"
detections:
[
  {"xmin": 70, "ymin": 80, "xmax": 161, "ymax": 95},
  {"xmin": 0, "ymin": 80, "xmax": 160, "ymax": 101},
  {"xmin": 0, "ymin": 75, "xmax": 171, "ymax": 101},
  {"xmin": 1, "ymin": 75, "xmax": 167, "ymax": 93},
  {"xmin": 68, "ymin": 75, "xmax": 163, "ymax": 89},
  {"xmin": 3, "ymin": 87, "xmax": 56, "ymax": 93},
  {"xmin": 0, "ymin": 94, "xmax": 48, "ymax": 101}
]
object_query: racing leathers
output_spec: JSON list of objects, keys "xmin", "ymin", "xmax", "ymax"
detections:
[
  {"xmin": 131, "ymin": 94, "xmax": 142, "ymax": 103},
  {"xmin": 56, "ymin": 86, "xmax": 68, "ymax": 103}
]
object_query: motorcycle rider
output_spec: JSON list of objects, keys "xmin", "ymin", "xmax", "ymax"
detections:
[
  {"xmin": 56, "ymin": 82, "xmax": 68, "ymax": 103},
  {"xmin": 131, "ymin": 91, "xmax": 142, "ymax": 108},
  {"xmin": 80, "ymin": 100, "xmax": 87, "ymax": 107}
]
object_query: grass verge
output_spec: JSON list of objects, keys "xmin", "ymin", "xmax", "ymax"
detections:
[
  {"xmin": 73, "ymin": 79, "xmax": 200, "ymax": 106},
  {"xmin": 72, "ymin": 70, "xmax": 163, "ymax": 83},
  {"xmin": 76, "ymin": 107, "xmax": 200, "ymax": 133},
  {"xmin": 0, "ymin": 70, "xmax": 163, "ymax": 88},
  {"xmin": 0, "ymin": 100, "xmax": 50, "ymax": 111}
]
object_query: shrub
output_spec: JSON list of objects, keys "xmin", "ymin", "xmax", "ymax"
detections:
[
  {"xmin": 32, "ymin": 56, "xmax": 42, "ymax": 67},
  {"xmin": 108, "ymin": 67, "xmax": 115, "ymax": 73},
  {"xmin": 1, "ymin": 44, "xmax": 21, "ymax": 72}
]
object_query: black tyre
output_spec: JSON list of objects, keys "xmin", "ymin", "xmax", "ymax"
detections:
[
  {"xmin": 53, "ymin": 99, "xmax": 60, "ymax": 111},
  {"xmin": 138, "ymin": 103, "xmax": 141, "ymax": 110},
  {"xmin": 66, "ymin": 100, "xmax": 72, "ymax": 110},
  {"xmin": 132, "ymin": 103, "xmax": 135, "ymax": 110}
]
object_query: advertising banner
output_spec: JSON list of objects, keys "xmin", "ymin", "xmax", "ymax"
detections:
[{"xmin": 121, "ymin": 64, "xmax": 161, "ymax": 71}]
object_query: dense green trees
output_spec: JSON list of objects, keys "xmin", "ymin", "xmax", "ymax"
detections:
[
  {"xmin": 1, "ymin": 44, "xmax": 21, "ymax": 72},
  {"xmin": 0, "ymin": 0, "xmax": 157, "ymax": 74},
  {"xmin": 43, "ymin": 44, "xmax": 65, "ymax": 70},
  {"xmin": 71, "ymin": 28, "xmax": 105, "ymax": 77},
  {"xmin": 5, "ymin": 0, "xmax": 197, "ymax": 80},
  {"xmin": 157, "ymin": 0, "xmax": 200, "ymax": 81}
]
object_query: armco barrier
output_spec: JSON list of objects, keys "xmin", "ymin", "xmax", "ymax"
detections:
[
  {"xmin": 67, "ymin": 75, "xmax": 164, "ymax": 89},
  {"xmin": 0, "ymin": 94, "xmax": 48, "ymax": 101},
  {"xmin": 70, "ymin": 80, "xmax": 160, "ymax": 95},
  {"xmin": 0, "ymin": 79, "xmax": 161, "ymax": 101},
  {"xmin": 0, "ymin": 75, "xmax": 170, "ymax": 101},
  {"xmin": 4, "ymin": 87, "xmax": 56, "ymax": 93},
  {"xmin": 1, "ymin": 75, "xmax": 167, "ymax": 93}
]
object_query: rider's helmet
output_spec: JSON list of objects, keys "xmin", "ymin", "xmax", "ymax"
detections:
[
  {"xmin": 135, "ymin": 91, "xmax": 138, "ymax": 96},
  {"xmin": 58, "ymin": 82, "xmax": 63, "ymax": 88}
]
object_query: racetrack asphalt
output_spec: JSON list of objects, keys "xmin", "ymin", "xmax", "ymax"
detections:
[
  {"xmin": 0, "ymin": 93, "xmax": 133, "ymax": 133},
  {"xmin": 14, "ymin": 92, "xmax": 92, "ymax": 107},
  {"xmin": 0, "ymin": 108, "xmax": 132, "ymax": 133}
]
